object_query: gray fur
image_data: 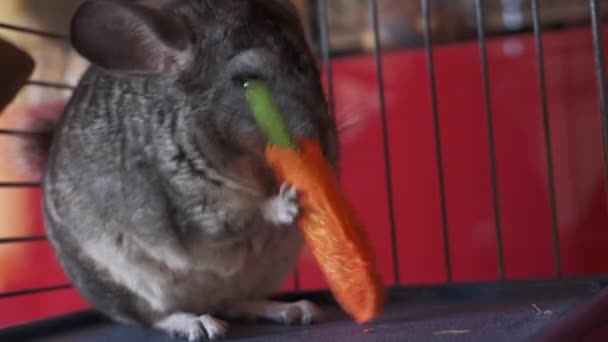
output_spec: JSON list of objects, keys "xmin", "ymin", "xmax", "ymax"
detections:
[{"xmin": 40, "ymin": 0, "xmax": 338, "ymax": 340}]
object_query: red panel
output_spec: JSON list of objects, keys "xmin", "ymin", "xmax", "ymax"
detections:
[
  {"xmin": 0, "ymin": 241, "xmax": 69, "ymax": 294},
  {"xmin": 0, "ymin": 289, "xmax": 89, "ymax": 328}
]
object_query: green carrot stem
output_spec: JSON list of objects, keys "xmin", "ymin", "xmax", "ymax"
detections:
[{"xmin": 244, "ymin": 80, "xmax": 297, "ymax": 149}]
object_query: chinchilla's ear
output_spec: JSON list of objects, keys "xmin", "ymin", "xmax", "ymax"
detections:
[{"xmin": 70, "ymin": 0, "xmax": 191, "ymax": 75}]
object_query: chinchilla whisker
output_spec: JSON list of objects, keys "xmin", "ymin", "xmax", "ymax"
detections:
[{"xmin": 214, "ymin": 104, "xmax": 252, "ymax": 119}]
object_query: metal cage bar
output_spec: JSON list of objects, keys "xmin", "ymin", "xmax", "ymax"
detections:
[
  {"xmin": 474, "ymin": 0, "xmax": 506, "ymax": 280},
  {"xmin": 531, "ymin": 0, "xmax": 562, "ymax": 278},
  {"xmin": 421, "ymin": 0, "xmax": 452, "ymax": 283},
  {"xmin": 0, "ymin": 182, "xmax": 40, "ymax": 188},
  {"xmin": 0, "ymin": 22, "xmax": 67, "ymax": 40},
  {"xmin": 368, "ymin": 0, "xmax": 400, "ymax": 285},
  {"xmin": 0, "ymin": 285, "xmax": 72, "ymax": 300},
  {"xmin": 317, "ymin": 0, "xmax": 335, "ymax": 118},
  {"xmin": 0, "ymin": 235, "xmax": 46, "ymax": 244},
  {"xmin": 589, "ymin": 0, "xmax": 608, "ymax": 201},
  {"xmin": 0, "ymin": 129, "xmax": 50, "ymax": 137},
  {"xmin": 316, "ymin": 0, "xmax": 340, "ymax": 183},
  {"xmin": 25, "ymin": 80, "xmax": 75, "ymax": 91}
]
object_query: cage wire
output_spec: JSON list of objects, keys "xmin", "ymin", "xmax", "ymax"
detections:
[{"xmin": 0, "ymin": 0, "xmax": 607, "ymax": 326}]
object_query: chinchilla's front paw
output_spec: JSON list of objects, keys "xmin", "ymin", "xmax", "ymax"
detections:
[{"xmin": 262, "ymin": 183, "xmax": 299, "ymax": 225}]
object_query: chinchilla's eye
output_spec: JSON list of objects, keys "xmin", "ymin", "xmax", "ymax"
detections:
[
  {"xmin": 227, "ymin": 48, "xmax": 277, "ymax": 86},
  {"xmin": 232, "ymin": 73, "xmax": 265, "ymax": 88}
]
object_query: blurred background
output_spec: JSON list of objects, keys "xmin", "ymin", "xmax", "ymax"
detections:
[{"xmin": 1, "ymin": 0, "xmax": 608, "ymax": 329}]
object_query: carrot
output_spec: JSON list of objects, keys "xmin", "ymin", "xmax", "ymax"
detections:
[{"xmin": 244, "ymin": 80, "xmax": 385, "ymax": 323}]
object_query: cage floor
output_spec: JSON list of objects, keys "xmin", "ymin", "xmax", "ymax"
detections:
[{"xmin": 2, "ymin": 280, "xmax": 606, "ymax": 342}]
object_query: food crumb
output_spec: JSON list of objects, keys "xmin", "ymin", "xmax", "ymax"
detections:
[{"xmin": 532, "ymin": 304, "xmax": 554, "ymax": 317}]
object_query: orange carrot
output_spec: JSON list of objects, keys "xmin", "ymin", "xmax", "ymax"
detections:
[
  {"xmin": 266, "ymin": 140, "xmax": 385, "ymax": 323},
  {"xmin": 245, "ymin": 80, "xmax": 385, "ymax": 323}
]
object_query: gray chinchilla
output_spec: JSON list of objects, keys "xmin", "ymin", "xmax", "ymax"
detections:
[{"xmin": 38, "ymin": 0, "xmax": 339, "ymax": 340}]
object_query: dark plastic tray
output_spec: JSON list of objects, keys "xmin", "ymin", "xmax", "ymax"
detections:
[{"xmin": 1, "ymin": 278, "xmax": 606, "ymax": 342}]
